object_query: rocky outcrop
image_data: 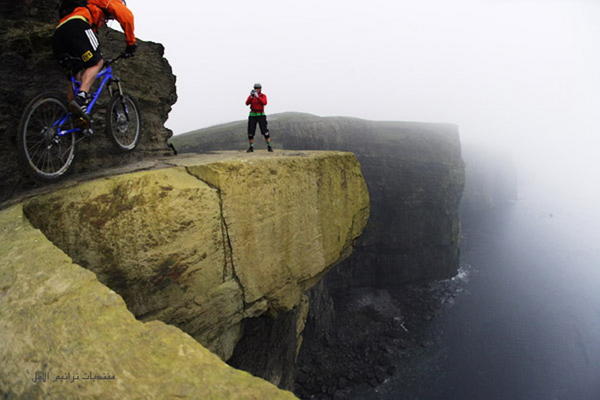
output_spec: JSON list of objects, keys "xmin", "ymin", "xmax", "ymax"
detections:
[
  {"xmin": 0, "ymin": 0, "xmax": 177, "ymax": 202},
  {"xmin": 171, "ymin": 112, "xmax": 465, "ymax": 285},
  {"xmin": 0, "ymin": 151, "xmax": 369, "ymax": 398}
]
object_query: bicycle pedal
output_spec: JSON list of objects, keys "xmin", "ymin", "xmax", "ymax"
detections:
[{"xmin": 83, "ymin": 128, "xmax": 95, "ymax": 137}]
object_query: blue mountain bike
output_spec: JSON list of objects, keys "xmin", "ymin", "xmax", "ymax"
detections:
[{"xmin": 17, "ymin": 54, "xmax": 141, "ymax": 182}]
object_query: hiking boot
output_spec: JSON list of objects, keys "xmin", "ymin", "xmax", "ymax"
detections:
[
  {"xmin": 68, "ymin": 91, "xmax": 91, "ymax": 122},
  {"xmin": 267, "ymin": 145, "xmax": 273, "ymax": 152},
  {"xmin": 246, "ymin": 146, "xmax": 254, "ymax": 153}
]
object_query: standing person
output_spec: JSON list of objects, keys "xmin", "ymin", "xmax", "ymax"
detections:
[
  {"xmin": 53, "ymin": 0, "xmax": 137, "ymax": 121},
  {"xmin": 245, "ymin": 83, "xmax": 272, "ymax": 152}
]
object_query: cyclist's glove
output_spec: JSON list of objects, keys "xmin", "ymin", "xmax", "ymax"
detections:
[{"xmin": 124, "ymin": 44, "xmax": 138, "ymax": 58}]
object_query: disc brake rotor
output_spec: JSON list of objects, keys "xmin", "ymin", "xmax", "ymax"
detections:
[{"xmin": 115, "ymin": 107, "xmax": 129, "ymax": 134}]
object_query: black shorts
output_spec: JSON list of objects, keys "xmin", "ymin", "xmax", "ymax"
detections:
[
  {"xmin": 248, "ymin": 115, "xmax": 269, "ymax": 139},
  {"xmin": 53, "ymin": 18, "xmax": 102, "ymax": 74}
]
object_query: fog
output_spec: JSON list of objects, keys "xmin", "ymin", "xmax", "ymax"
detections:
[
  {"xmin": 116, "ymin": 2, "xmax": 600, "ymax": 397},
  {"xmin": 126, "ymin": 0, "xmax": 600, "ymax": 204}
]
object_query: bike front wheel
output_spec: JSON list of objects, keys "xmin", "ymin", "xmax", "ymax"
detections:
[
  {"xmin": 106, "ymin": 93, "xmax": 141, "ymax": 151},
  {"xmin": 17, "ymin": 92, "xmax": 76, "ymax": 182}
]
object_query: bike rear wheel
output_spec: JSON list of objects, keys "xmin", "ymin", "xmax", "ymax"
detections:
[
  {"xmin": 17, "ymin": 92, "xmax": 76, "ymax": 182},
  {"xmin": 106, "ymin": 93, "xmax": 141, "ymax": 151}
]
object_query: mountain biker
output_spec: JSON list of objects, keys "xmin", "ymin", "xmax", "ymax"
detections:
[
  {"xmin": 245, "ymin": 83, "xmax": 273, "ymax": 152},
  {"xmin": 53, "ymin": 0, "xmax": 137, "ymax": 121}
]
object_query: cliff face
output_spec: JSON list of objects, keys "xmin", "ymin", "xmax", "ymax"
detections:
[
  {"xmin": 0, "ymin": 151, "xmax": 369, "ymax": 398},
  {"xmin": 170, "ymin": 114, "xmax": 465, "ymax": 396},
  {"xmin": 0, "ymin": 0, "xmax": 177, "ymax": 202},
  {"xmin": 171, "ymin": 112, "xmax": 465, "ymax": 286}
]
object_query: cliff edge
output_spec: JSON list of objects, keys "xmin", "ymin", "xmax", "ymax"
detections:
[{"xmin": 0, "ymin": 151, "xmax": 370, "ymax": 399}]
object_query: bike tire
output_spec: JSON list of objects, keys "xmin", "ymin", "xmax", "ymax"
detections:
[
  {"xmin": 16, "ymin": 92, "xmax": 76, "ymax": 183},
  {"xmin": 105, "ymin": 93, "xmax": 142, "ymax": 152}
]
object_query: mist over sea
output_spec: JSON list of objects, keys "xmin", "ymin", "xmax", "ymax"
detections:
[{"xmin": 368, "ymin": 186, "xmax": 600, "ymax": 400}]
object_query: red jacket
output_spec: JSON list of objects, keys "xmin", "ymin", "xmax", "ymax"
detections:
[{"xmin": 245, "ymin": 93, "xmax": 268, "ymax": 113}]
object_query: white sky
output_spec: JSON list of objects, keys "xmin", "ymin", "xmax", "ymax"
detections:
[{"xmin": 125, "ymin": 0, "xmax": 600, "ymax": 202}]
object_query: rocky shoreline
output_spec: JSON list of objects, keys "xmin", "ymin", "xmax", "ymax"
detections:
[{"xmin": 295, "ymin": 265, "xmax": 472, "ymax": 399}]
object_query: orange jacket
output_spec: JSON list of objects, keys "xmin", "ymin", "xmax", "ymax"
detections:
[{"xmin": 58, "ymin": 0, "xmax": 136, "ymax": 45}]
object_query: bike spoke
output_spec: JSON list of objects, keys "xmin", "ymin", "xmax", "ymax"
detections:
[
  {"xmin": 30, "ymin": 143, "xmax": 46, "ymax": 167},
  {"xmin": 59, "ymin": 139, "xmax": 73, "ymax": 161},
  {"xmin": 38, "ymin": 104, "xmax": 54, "ymax": 130},
  {"xmin": 28, "ymin": 145, "xmax": 45, "ymax": 167},
  {"xmin": 44, "ymin": 149, "xmax": 51, "ymax": 173},
  {"xmin": 40, "ymin": 106, "xmax": 52, "ymax": 128},
  {"xmin": 47, "ymin": 149, "xmax": 54, "ymax": 173},
  {"xmin": 37, "ymin": 148, "xmax": 47, "ymax": 173},
  {"xmin": 47, "ymin": 151, "xmax": 54, "ymax": 173},
  {"xmin": 56, "ymin": 140, "xmax": 64, "ymax": 163},
  {"xmin": 37, "ymin": 144, "xmax": 50, "ymax": 172},
  {"xmin": 27, "ymin": 136, "xmax": 46, "ymax": 152}
]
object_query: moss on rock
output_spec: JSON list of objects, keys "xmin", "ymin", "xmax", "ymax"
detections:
[{"xmin": 0, "ymin": 205, "xmax": 297, "ymax": 400}]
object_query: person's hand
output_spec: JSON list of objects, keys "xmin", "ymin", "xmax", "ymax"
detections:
[{"xmin": 123, "ymin": 44, "xmax": 137, "ymax": 58}]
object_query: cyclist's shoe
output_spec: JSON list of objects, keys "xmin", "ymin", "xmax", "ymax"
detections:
[
  {"xmin": 69, "ymin": 91, "xmax": 91, "ymax": 122},
  {"xmin": 83, "ymin": 128, "xmax": 95, "ymax": 137},
  {"xmin": 246, "ymin": 146, "xmax": 254, "ymax": 153},
  {"xmin": 267, "ymin": 145, "xmax": 273, "ymax": 152}
]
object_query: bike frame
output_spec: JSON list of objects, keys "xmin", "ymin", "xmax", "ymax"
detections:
[{"xmin": 53, "ymin": 63, "xmax": 116, "ymax": 136}]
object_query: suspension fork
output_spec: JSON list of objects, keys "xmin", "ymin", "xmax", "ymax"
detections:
[
  {"xmin": 108, "ymin": 78, "xmax": 130, "ymax": 121},
  {"xmin": 108, "ymin": 78, "xmax": 124, "ymax": 97}
]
